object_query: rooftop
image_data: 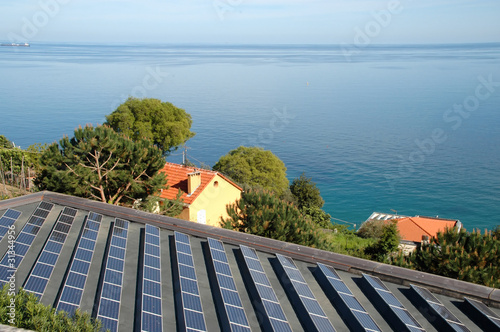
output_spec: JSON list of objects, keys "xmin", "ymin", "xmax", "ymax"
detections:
[{"xmin": 0, "ymin": 192, "xmax": 499, "ymax": 332}]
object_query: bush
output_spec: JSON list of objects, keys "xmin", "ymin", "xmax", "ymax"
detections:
[{"xmin": 357, "ymin": 219, "xmax": 388, "ymax": 239}]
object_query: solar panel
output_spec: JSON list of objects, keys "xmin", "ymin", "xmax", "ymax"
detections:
[
  {"xmin": 141, "ymin": 224, "xmax": 163, "ymax": 332},
  {"xmin": 56, "ymin": 212, "xmax": 102, "ymax": 316},
  {"xmin": 463, "ymin": 297, "xmax": 500, "ymax": 330},
  {"xmin": 97, "ymin": 219, "xmax": 129, "ymax": 332},
  {"xmin": 275, "ymin": 254, "xmax": 336, "ymax": 332},
  {"xmin": 239, "ymin": 245, "xmax": 292, "ymax": 332},
  {"xmin": 207, "ymin": 238, "xmax": 251, "ymax": 332},
  {"xmin": 316, "ymin": 263, "xmax": 381, "ymax": 332},
  {"xmin": 0, "ymin": 209, "xmax": 21, "ymax": 240},
  {"xmin": 410, "ymin": 285, "xmax": 471, "ymax": 332},
  {"xmin": 174, "ymin": 232, "xmax": 207, "ymax": 332},
  {"xmin": 361, "ymin": 274, "xmax": 424, "ymax": 332},
  {"xmin": 0, "ymin": 202, "xmax": 54, "ymax": 285},
  {"xmin": 24, "ymin": 207, "xmax": 78, "ymax": 298}
]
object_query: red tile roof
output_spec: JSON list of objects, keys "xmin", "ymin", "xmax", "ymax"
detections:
[
  {"xmin": 397, "ymin": 216, "xmax": 458, "ymax": 242},
  {"xmin": 158, "ymin": 162, "xmax": 242, "ymax": 205}
]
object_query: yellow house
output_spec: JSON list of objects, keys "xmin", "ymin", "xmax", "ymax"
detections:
[{"xmin": 159, "ymin": 162, "xmax": 242, "ymax": 227}]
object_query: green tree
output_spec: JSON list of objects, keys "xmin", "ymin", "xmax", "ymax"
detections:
[
  {"xmin": 105, "ymin": 97, "xmax": 195, "ymax": 155},
  {"xmin": 137, "ymin": 189, "xmax": 185, "ymax": 218},
  {"xmin": 221, "ymin": 190, "xmax": 326, "ymax": 249},
  {"xmin": 364, "ymin": 221, "xmax": 400, "ymax": 262},
  {"xmin": 0, "ymin": 135, "xmax": 13, "ymax": 149},
  {"xmin": 290, "ymin": 173, "xmax": 324, "ymax": 209},
  {"xmin": 213, "ymin": 146, "xmax": 289, "ymax": 197},
  {"xmin": 35, "ymin": 125, "xmax": 167, "ymax": 206},
  {"xmin": 0, "ymin": 285, "xmax": 102, "ymax": 331},
  {"xmin": 392, "ymin": 227, "xmax": 500, "ymax": 288}
]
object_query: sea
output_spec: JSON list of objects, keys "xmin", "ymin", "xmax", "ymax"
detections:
[{"xmin": 1, "ymin": 43, "xmax": 499, "ymax": 231}]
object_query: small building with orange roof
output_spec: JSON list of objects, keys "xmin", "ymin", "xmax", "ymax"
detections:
[{"xmin": 158, "ymin": 162, "xmax": 242, "ymax": 227}]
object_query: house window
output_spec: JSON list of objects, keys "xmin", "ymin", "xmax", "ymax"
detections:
[{"xmin": 197, "ymin": 210, "xmax": 206, "ymax": 224}]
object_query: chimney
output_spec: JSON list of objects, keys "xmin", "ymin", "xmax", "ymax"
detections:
[{"xmin": 187, "ymin": 171, "xmax": 201, "ymax": 195}]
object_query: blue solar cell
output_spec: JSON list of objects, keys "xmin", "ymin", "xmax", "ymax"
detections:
[
  {"xmin": 58, "ymin": 215, "xmax": 74, "ymax": 225},
  {"xmin": 114, "ymin": 218, "xmax": 129, "ymax": 229},
  {"xmin": 221, "ymin": 288, "xmax": 243, "ymax": 307},
  {"xmin": 181, "ymin": 277, "xmax": 199, "ymax": 295},
  {"xmin": 88, "ymin": 212, "xmax": 101, "ymax": 222},
  {"xmin": 142, "ymin": 312, "xmax": 162, "ymax": 332},
  {"xmin": 226, "ymin": 306, "xmax": 248, "ymax": 326},
  {"xmin": 352, "ymin": 310, "xmax": 381, "ymax": 331},
  {"xmin": 145, "ymin": 254, "xmax": 160, "ymax": 268},
  {"xmin": 263, "ymin": 300, "xmax": 287, "ymax": 321},
  {"xmin": 184, "ymin": 310, "xmax": 206, "ymax": 331},
  {"xmin": 176, "ymin": 242, "xmax": 192, "ymax": 255},
  {"xmin": 257, "ymin": 284, "xmax": 278, "ymax": 302},
  {"xmin": 183, "ymin": 292, "xmax": 203, "ymax": 312},
  {"xmin": 143, "ymin": 279, "xmax": 161, "ymax": 298},
  {"xmin": 145, "ymin": 233, "xmax": 160, "ymax": 246},
  {"xmin": 301, "ymin": 296, "xmax": 325, "ymax": 316},
  {"xmin": 145, "ymin": 223, "xmax": 159, "ymax": 235},
  {"xmin": 50, "ymin": 231, "xmax": 67, "ymax": 243},
  {"xmin": 230, "ymin": 323, "xmax": 252, "ymax": 332},
  {"xmin": 378, "ymin": 290, "xmax": 404, "ymax": 308},
  {"xmin": 108, "ymin": 245, "xmax": 125, "ymax": 260},
  {"xmin": 107, "ymin": 257, "xmax": 124, "ymax": 271},
  {"xmin": 85, "ymin": 221, "xmax": 100, "ymax": 232},
  {"xmin": 145, "ymin": 243, "xmax": 160, "ymax": 257},
  {"xmin": 39, "ymin": 202, "xmax": 54, "ymax": 211},
  {"xmin": 363, "ymin": 274, "xmax": 389, "ymax": 291},
  {"xmin": 217, "ymin": 273, "xmax": 237, "ymax": 290},
  {"xmin": 240, "ymin": 245, "xmax": 258, "ymax": 260},
  {"xmin": 75, "ymin": 248, "xmax": 93, "ymax": 262},
  {"xmin": 213, "ymin": 260, "xmax": 232, "ymax": 276},
  {"xmin": 82, "ymin": 228, "xmax": 98, "ymax": 240},
  {"xmin": 100, "ymin": 317, "xmax": 118, "ymax": 332},
  {"xmin": 311, "ymin": 315, "xmax": 336, "ymax": 332},
  {"xmin": 328, "ymin": 277, "xmax": 351, "ymax": 294},
  {"xmin": 340, "ymin": 293, "xmax": 365, "ymax": 312},
  {"xmin": 210, "ymin": 248, "xmax": 228, "ymax": 263},
  {"xmin": 270, "ymin": 318, "xmax": 293, "ymax": 332},
  {"xmin": 278, "ymin": 255, "xmax": 296, "ymax": 269},
  {"xmin": 44, "ymin": 240, "xmax": 63, "ymax": 254},
  {"xmin": 32, "ymin": 263, "xmax": 53, "ymax": 279},
  {"xmin": 392, "ymin": 307, "xmax": 422, "ymax": 327},
  {"xmin": 294, "ymin": 281, "xmax": 315, "ymax": 299},
  {"xmin": 24, "ymin": 276, "xmax": 48, "ymax": 294},
  {"xmin": 104, "ymin": 269, "xmax": 123, "ymax": 286},
  {"xmin": 102, "ymin": 282, "xmax": 122, "ymax": 301},
  {"xmin": 177, "ymin": 252, "xmax": 194, "ymax": 266},
  {"xmin": 71, "ymin": 260, "xmax": 90, "ymax": 275},
  {"xmin": 65, "ymin": 272, "xmax": 86, "ymax": 289},
  {"xmin": 28, "ymin": 216, "xmax": 44, "ymax": 227},
  {"xmin": 33, "ymin": 209, "xmax": 49, "ymax": 218},
  {"xmin": 16, "ymin": 232, "xmax": 35, "ymax": 245},
  {"xmin": 4, "ymin": 209, "xmax": 21, "ymax": 219},
  {"xmin": 111, "ymin": 235, "xmax": 126, "ymax": 248},
  {"xmin": 179, "ymin": 264, "xmax": 196, "ymax": 279},
  {"xmin": 284, "ymin": 267, "xmax": 305, "ymax": 283},
  {"xmin": 57, "ymin": 302, "xmax": 78, "ymax": 316},
  {"xmin": 60, "ymin": 286, "xmax": 83, "ymax": 304},
  {"xmin": 38, "ymin": 251, "xmax": 58, "ymax": 265},
  {"xmin": 250, "ymin": 270, "xmax": 271, "ymax": 286},
  {"xmin": 78, "ymin": 237, "xmax": 96, "ymax": 251},
  {"xmin": 245, "ymin": 258, "xmax": 264, "ymax": 272},
  {"xmin": 0, "ymin": 229, "xmax": 7, "ymax": 237},
  {"xmin": 318, "ymin": 263, "xmax": 341, "ymax": 280},
  {"xmin": 144, "ymin": 266, "xmax": 161, "ymax": 282},
  {"xmin": 208, "ymin": 238, "xmax": 225, "ymax": 251},
  {"xmin": 175, "ymin": 231, "xmax": 190, "ymax": 244},
  {"xmin": 99, "ymin": 298, "xmax": 120, "ymax": 318}
]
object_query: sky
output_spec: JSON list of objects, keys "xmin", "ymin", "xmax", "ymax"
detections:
[{"xmin": 1, "ymin": 0, "xmax": 499, "ymax": 44}]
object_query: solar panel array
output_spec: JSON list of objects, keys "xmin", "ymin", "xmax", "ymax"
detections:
[
  {"xmin": 141, "ymin": 224, "xmax": 163, "ymax": 332},
  {"xmin": 276, "ymin": 254, "xmax": 336, "ymax": 332},
  {"xmin": 56, "ymin": 212, "xmax": 103, "ymax": 315},
  {"xmin": 0, "ymin": 202, "xmax": 54, "ymax": 284},
  {"xmin": 240, "ymin": 245, "xmax": 293, "ymax": 332},
  {"xmin": 97, "ymin": 218, "xmax": 130, "ymax": 332},
  {"xmin": 362, "ymin": 274, "xmax": 424, "ymax": 332},
  {"xmin": 24, "ymin": 207, "xmax": 78, "ymax": 298},
  {"xmin": 464, "ymin": 297, "xmax": 500, "ymax": 331},
  {"xmin": 410, "ymin": 284, "xmax": 471, "ymax": 332},
  {"xmin": 174, "ymin": 231, "xmax": 207, "ymax": 332},
  {"xmin": 207, "ymin": 237, "xmax": 251, "ymax": 332},
  {"xmin": 0, "ymin": 209, "xmax": 21, "ymax": 240},
  {"xmin": 317, "ymin": 263, "xmax": 381, "ymax": 332}
]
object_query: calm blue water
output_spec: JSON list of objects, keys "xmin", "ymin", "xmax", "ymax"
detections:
[{"xmin": 1, "ymin": 43, "xmax": 500, "ymax": 230}]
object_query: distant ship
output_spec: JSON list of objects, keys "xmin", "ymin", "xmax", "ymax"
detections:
[{"xmin": 1, "ymin": 43, "xmax": 30, "ymax": 47}]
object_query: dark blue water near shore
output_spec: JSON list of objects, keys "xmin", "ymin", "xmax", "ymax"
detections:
[{"xmin": 1, "ymin": 43, "xmax": 500, "ymax": 230}]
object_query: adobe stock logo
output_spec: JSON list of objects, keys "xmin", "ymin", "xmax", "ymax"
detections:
[{"xmin": 7, "ymin": 0, "xmax": 71, "ymax": 43}]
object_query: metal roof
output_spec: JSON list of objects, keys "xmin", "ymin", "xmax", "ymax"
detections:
[{"xmin": 1, "ymin": 192, "xmax": 499, "ymax": 332}]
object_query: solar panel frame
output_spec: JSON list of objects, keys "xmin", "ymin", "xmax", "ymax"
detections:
[
  {"xmin": 207, "ymin": 237, "xmax": 251, "ymax": 332},
  {"xmin": 463, "ymin": 297, "xmax": 500, "ymax": 331},
  {"xmin": 275, "ymin": 254, "xmax": 336, "ymax": 332},
  {"xmin": 141, "ymin": 224, "xmax": 163, "ymax": 332},
  {"xmin": 410, "ymin": 285, "xmax": 471, "ymax": 332},
  {"xmin": 0, "ymin": 202, "xmax": 53, "ymax": 285},
  {"xmin": 56, "ymin": 212, "xmax": 103, "ymax": 316},
  {"xmin": 174, "ymin": 231, "xmax": 207, "ymax": 332},
  {"xmin": 239, "ymin": 245, "xmax": 292, "ymax": 332},
  {"xmin": 315, "ymin": 263, "xmax": 381, "ymax": 332},
  {"xmin": 97, "ymin": 218, "xmax": 130, "ymax": 332}
]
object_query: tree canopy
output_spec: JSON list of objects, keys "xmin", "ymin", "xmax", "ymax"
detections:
[
  {"xmin": 35, "ymin": 125, "xmax": 167, "ymax": 206},
  {"xmin": 221, "ymin": 190, "xmax": 326, "ymax": 249},
  {"xmin": 290, "ymin": 173, "xmax": 324, "ymax": 209},
  {"xmin": 105, "ymin": 97, "xmax": 195, "ymax": 155},
  {"xmin": 213, "ymin": 146, "xmax": 289, "ymax": 197},
  {"xmin": 0, "ymin": 135, "xmax": 13, "ymax": 149}
]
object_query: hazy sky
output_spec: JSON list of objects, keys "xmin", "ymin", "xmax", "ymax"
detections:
[{"xmin": 1, "ymin": 0, "xmax": 499, "ymax": 44}]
